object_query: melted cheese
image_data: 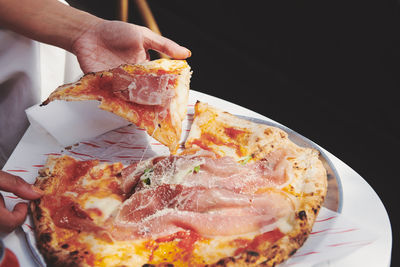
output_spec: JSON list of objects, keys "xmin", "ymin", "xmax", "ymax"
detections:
[
  {"xmin": 276, "ymin": 215, "xmax": 295, "ymax": 234},
  {"xmin": 80, "ymin": 235, "xmax": 149, "ymax": 267},
  {"xmin": 84, "ymin": 196, "xmax": 122, "ymax": 220}
]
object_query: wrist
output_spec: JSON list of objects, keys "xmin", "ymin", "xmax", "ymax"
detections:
[
  {"xmin": 42, "ymin": 2, "xmax": 103, "ymax": 52},
  {"xmin": 64, "ymin": 9, "xmax": 104, "ymax": 53},
  {"xmin": 0, "ymin": 0, "xmax": 104, "ymax": 53}
]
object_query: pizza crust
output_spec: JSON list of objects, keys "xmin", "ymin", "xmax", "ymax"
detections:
[{"xmin": 31, "ymin": 156, "xmax": 89, "ymax": 267}]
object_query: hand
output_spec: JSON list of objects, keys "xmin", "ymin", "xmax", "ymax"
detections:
[
  {"xmin": 0, "ymin": 171, "xmax": 43, "ymax": 233},
  {"xmin": 72, "ymin": 20, "xmax": 191, "ymax": 73}
]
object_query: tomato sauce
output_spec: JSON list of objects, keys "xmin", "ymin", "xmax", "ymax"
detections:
[
  {"xmin": 192, "ymin": 132, "xmax": 243, "ymax": 156},
  {"xmin": 63, "ymin": 159, "xmax": 97, "ymax": 186},
  {"xmin": 233, "ymin": 228, "xmax": 284, "ymax": 255},
  {"xmin": 155, "ymin": 230, "xmax": 201, "ymax": 260},
  {"xmin": 224, "ymin": 127, "xmax": 245, "ymax": 139},
  {"xmin": 0, "ymin": 240, "xmax": 19, "ymax": 267}
]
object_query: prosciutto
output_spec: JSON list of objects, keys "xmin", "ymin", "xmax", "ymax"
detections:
[
  {"xmin": 113, "ymin": 149, "xmax": 295, "ymax": 239},
  {"xmin": 113, "ymin": 184, "xmax": 293, "ymax": 239},
  {"xmin": 120, "ymin": 156, "xmax": 167, "ymax": 194},
  {"xmin": 111, "ymin": 68, "xmax": 177, "ymax": 106},
  {"xmin": 121, "ymin": 149, "xmax": 293, "ymax": 194}
]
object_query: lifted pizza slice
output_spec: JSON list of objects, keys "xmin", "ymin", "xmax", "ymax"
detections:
[{"xmin": 42, "ymin": 59, "xmax": 192, "ymax": 153}]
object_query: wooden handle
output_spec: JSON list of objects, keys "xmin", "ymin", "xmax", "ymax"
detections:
[
  {"xmin": 133, "ymin": 0, "xmax": 168, "ymax": 58},
  {"xmin": 134, "ymin": 0, "xmax": 161, "ymax": 34},
  {"xmin": 118, "ymin": 0, "xmax": 129, "ymax": 22}
]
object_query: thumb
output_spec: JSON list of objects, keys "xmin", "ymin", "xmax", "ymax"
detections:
[
  {"xmin": 0, "ymin": 171, "xmax": 43, "ymax": 200},
  {"xmin": 142, "ymin": 27, "xmax": 191, "ymax": 59},
  {"xmin": 0, "ymin": 202, "xmax": 28, "ymax": 233},
  {"xmin": 11, "ymin": 202, "xmax": 29, "ymax": 226}
]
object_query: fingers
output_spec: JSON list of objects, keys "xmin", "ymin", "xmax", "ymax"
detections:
[
  {"xmin": 0, "ymin": 171, "xmax": 38, "ymax": 233},
  {"xmin": 142, "ymin": 27, "xmax": 191, "ymax": 59},
  {"xmin": 0, "ymin": 201, "xmax": 28, "ymax": 233},
  {"xmin": 0, "ymin": 171, "xmax": 43, "ymax": 200}
]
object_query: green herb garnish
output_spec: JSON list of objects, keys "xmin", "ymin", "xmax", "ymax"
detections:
[
  {"xmin": 187, "ymin": 165, "xmax": 201, "ymax": 174},
  {"xmin": 193, "ymin": 165, "xmax": 200, "ymax": 173},
  {"xmin": 239, "ymin": 155, "xmax": 252, "ymax": 165},
  {"xmin": 141, "ymin": 168, "xmax": 154, "ymax": 185}
]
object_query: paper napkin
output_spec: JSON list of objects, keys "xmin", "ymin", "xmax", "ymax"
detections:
[{"xmin": 25, "ymin": 100, "xmax": 130, "ymax": 146}]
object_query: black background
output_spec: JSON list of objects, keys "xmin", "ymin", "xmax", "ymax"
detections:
[{"xmin": 68, "ymin": 1, "xmax": 399, "ymax": 265}]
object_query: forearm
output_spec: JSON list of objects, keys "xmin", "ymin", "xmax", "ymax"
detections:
[{"xmin": 0, "ymin": 0, "xmax": 102, "ymax": 52}]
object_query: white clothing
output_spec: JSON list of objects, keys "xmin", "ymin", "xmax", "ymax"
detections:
[{"xmin": 0, "ymin": 29, "xmax": 82, "ymax": 168}]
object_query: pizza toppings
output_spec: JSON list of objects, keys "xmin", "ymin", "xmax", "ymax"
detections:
[
  {"xmin": 31, "ymin": 101, "xmax": 328, "ymax": 267},
  {"xmin": 109, "ymin": 151, "xmax": 296, "ymax": 239},
  {"xmin": 185, "ymin": 101, "xmax": 291, "ymax": 161},
  {"xmin": 38, "ymin": 151, "xmax": 295, "ymax": 242},
  {"xmin": 252, "ymin": 149, "xmax": 295, "ymax": 188},
  {"xmin": 111, "ymin": 67, "xmax": 177, "ymax": 106},
  {"xmin": 114, "ymin": 184, "xmax": 294, "ymax": 238},
  {"xmin": 120, "ymin": 159, "xmax": 154, "ymax": 194},
  {"xmin": 155, "ymin": 230, "xmax": 201, "ymax": 252},
  {"xmin": 233, "ymin": 228, "xmax": 285, "ymax": 256},
  {"xmin": 120, "ymin": 149, "xmax": 294, "ymax": 195},
  {"xmin": 51, "ymin": 196, "xmax": 104, "ymax": 234}
]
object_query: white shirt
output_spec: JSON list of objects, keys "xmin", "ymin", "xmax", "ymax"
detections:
[{"xmin": 0, "ymin": 29, "xmax": 82, "ymax": 168}]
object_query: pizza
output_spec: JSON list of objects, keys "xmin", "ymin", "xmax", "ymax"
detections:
[
  {"xmin": 30, "ymin": 102, "xmax": 327, "ymax": 267},
  {"xmin": 41, "ymin": 59, "xmax": 192, "ymax": 154}
]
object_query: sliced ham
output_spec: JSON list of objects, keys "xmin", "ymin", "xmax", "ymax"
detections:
[
  {"xmin": 113, "ymin": 184, "xmax": 293, "ymax": 239},
  {"xmin": 111, "ymin": 68, "xmax": 177, "ymax": 105},
  {"xmin": 190, "ymin": 149, "xmax": 294, "ymax": 192},
  {"xmin": 113, "ymin": 149, "xmax": 295, "ymax": 239},
  {"xmin": 120, "ymin": 149, "xmax": 294, "ymax": 195},
  {"xmin": 250, "ymin": 149, "xmax": 294, "ymax": 188},
  {"xmin": 121, "ymin": 159, "xmax": 156, "ymax": 194},
  {"xmin": 116, "ymin": 184, "xmax": 183, "ymax": 224}
]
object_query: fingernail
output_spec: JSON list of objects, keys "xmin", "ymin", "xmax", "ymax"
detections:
[
  {"xmin": 31, "ymin": 185, "xmax": 44, "ymax": 195},
  {"xmin": 187, "ymin": 49, "xmax": 192, "ymax": 58}
]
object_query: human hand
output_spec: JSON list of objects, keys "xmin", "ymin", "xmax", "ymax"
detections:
[
  {"xmin": 0, "ymin": 171, "xmax": 43, "ymax": 233},
  {"xmin": 72, "ymin": 20, "xmax": 191, "ymax": 73}
]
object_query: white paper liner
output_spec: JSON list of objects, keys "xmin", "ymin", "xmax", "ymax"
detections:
[{"xmin": 26, "ymin": 101, "xmax": 130, "ymax": 146}]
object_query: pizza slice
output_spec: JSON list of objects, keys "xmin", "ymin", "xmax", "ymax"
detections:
[
  {"xmin": 41, "ymin": 59, "xmax": 192, "ymax": 154},
  {"xmin": 183, "ymin": 101, "xmax": 328, "ymax": 264},
  {"xmin": 184, "ymin": 101, "xmax": 290, "ymax": 162}
]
